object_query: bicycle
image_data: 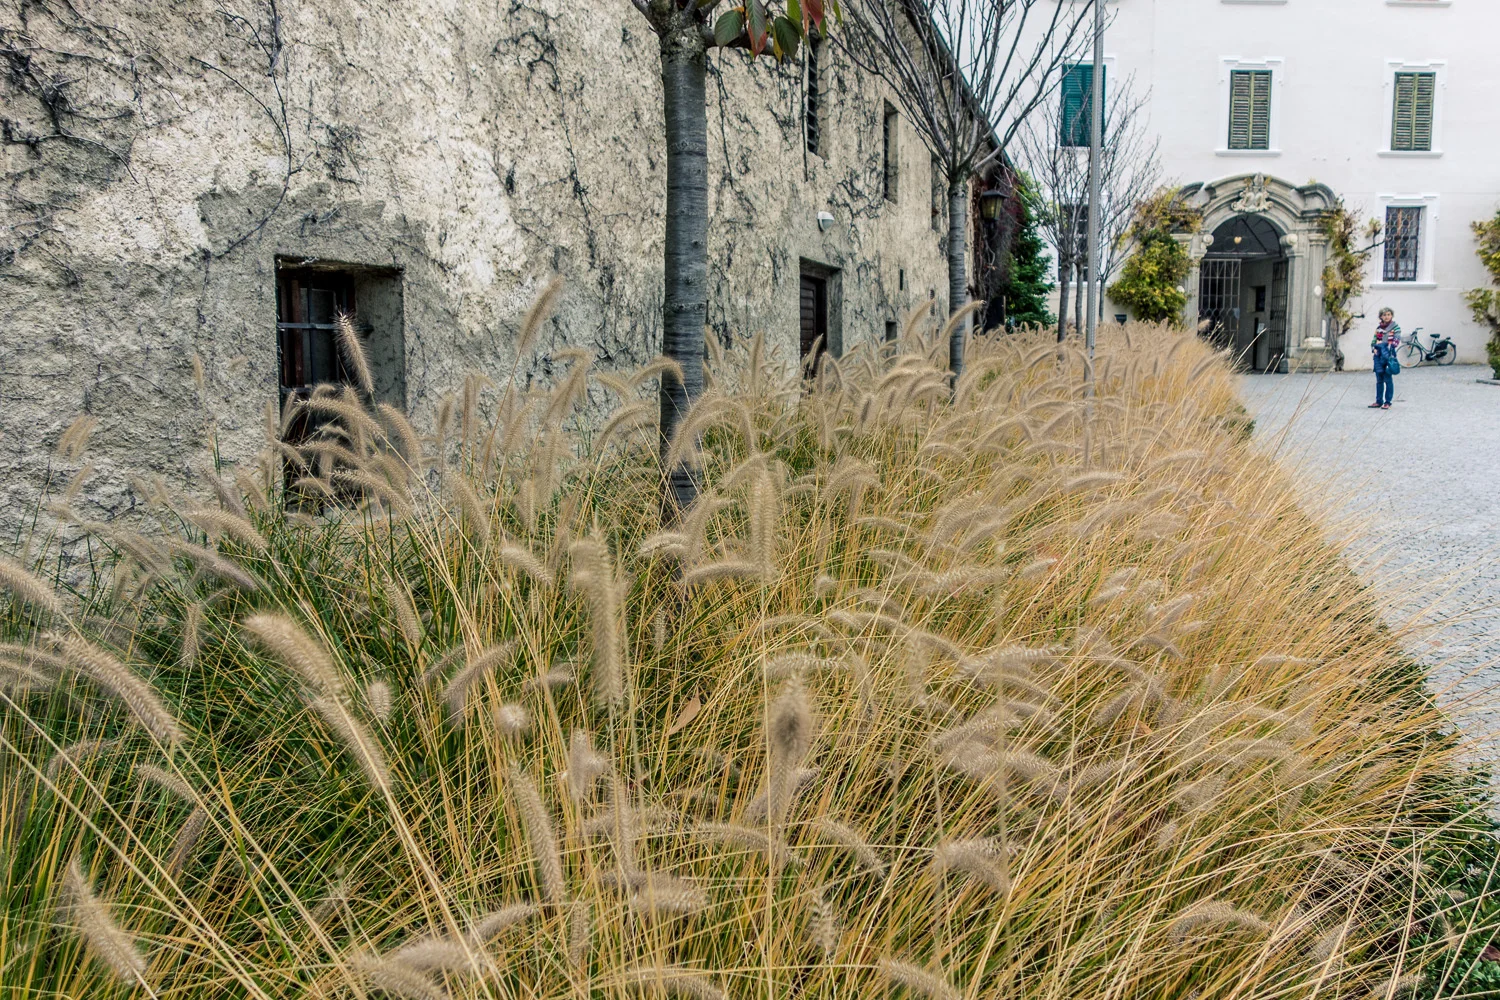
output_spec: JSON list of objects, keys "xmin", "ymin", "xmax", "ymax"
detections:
[{"xmin": 1398, "ymin": 327, "xmax": 1458, "ymax": 368}]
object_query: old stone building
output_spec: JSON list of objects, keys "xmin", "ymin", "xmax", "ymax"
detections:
[{"xmin": 0, "ymin": 0, "xmax": 983, "ymax": 532}]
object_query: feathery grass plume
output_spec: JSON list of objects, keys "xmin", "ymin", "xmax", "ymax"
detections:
[
  {"xmin": 620, "ymin": 967, "xmax": 728, "ymax": 1000},
  {"xmin": 626, "ymin": 872, "xmax": 709, "ymax": 918},
  {"xmin": 567, "ymin": 900, "xmax": 592, "ymax": 966},
  {"xmin": 242, "ymin": 613, "xmax": 343, "ymax": 695},
  {"xmin": 168, "ymin": 806, "xmax": 208, "ymax": 878},
  {"xmin": 167, "ymin": 540, "xmax": 260, "ymax": 591},
  {"xmin": 469, "ymin": 904, "xmax": 539, "ymax": 943},
  {"xmin": 136, "ymin": 763, "xmax": 195, "ymax": 803},
  {"xmin": 55, "ymin": 413, "xmax": 99, "ymax": 460},
  {"xmin": 441, "ymin": 640, "xmax": 518, "ymax": 726},
  {"xmin": 45, "ymin": 738, "xmax": 117, "ymax": 779},
  {"xmin": 1168, "ymin": 899, "xmax": 1271, "ymax": 940},
  {"xmin": 495, "ymin": 702, "xmax": 530, "ymax": 738},
  {"xmin": 506, "ymin": 765, "xmax": 564, "ymax": 905},
  {"xmin": 179, "ymin": 601, "xmax": 203, "ymax": 671},
  {"xmin": 1015, "ymin": 557, "xmax": 1057, "ymax": 581},
  {"xmin": 766, "ymin": 679, "xmax": 815, "ymax": 825},
  {"xmin": 693, "ymin": 822, "xmax": 797, "ymax": 871},
  {"xmin": 347, "ymin": 954, "xmax": 448, "ymax": 1000},
  {"xmin": 809, "ymin": 817, "xmax": 886, "ymax": 876},
  {"xmin": 681, "ymin": 560, "xmax": 763, "ymax": 589},
  {"xmin": 1064, "ymin": 471, "xmax": 1126, "ymax": 492},
  {"xmin": 809, "ymin": 886, "xmax": 839, "ymax": 958},
  {"xmin": 57, "ymin": 635, "xmax": 184, "ymax": 746},
  {"xmin": 183, "ymin": 506, "xmax": 266, "ymax": 552},
  {"xmin": 0, "ymin": 556, "xmax": 65, "ymax": 618},
  {"xmin": 383, "ymin": 577, "xmax": 424, "ymax": 649},
  {"xmin": 933, "ymin": 838, "xmax": 1010, "ymax": 893},
  {"xmin": 61, "ymin": 856, "xmax": 147, "ymax": 984},
  {"xmin": 568, "ymin": 535, "xmax": 625, "ymax": 709},
  {"xmin": 763, "ymin": 652, "xmax": 847, "ymax": 680},
  {"xmin": 386, "ymin": 937, "xmax": 472, "ymax": 973},
  {"xmin": 308, "ymin": 876, "xmax": 349, "ymax": 929},
  {"xmin": 308, "ymin": 695, "xmax": 391, "ymax": 790},
  {"xmin": 497, "ymin": 542, "xmax": 554, "ymax": 586},
  {"xmin": 877, "ymin": 959, "xmax": 961, "ymax": 1000},
  {"xmin": 334, "ymin": 312, "xmax": 376, "ymax": 396},
  {"xmin": 366, "ymin": 680, "xmax": 393, "ymax": 723},
  {"xmin": 516, "ymin": 275, "xmax": 564, "ymax": 357},
  {"xmin": 566, "ymin": 729, "xmax": 609, "ymax": 801}
]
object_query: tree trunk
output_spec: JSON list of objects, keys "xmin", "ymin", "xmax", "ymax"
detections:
[
  {"xmin": 946, "ymin": 183, "xmax": 969, "ymax": 378},
  {"xmin": 1074, "ymin": 264, "xmax": 1084, "ymax": 339},
  {"xmin": 658, "ymin": 29, "xmax": 708, "ymax": 521},
  {"xmin": 1056, "ymin": 258, "xmax": 1071, "ymax": 343}
]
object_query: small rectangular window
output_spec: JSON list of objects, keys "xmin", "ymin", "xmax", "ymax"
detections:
[
  {"xmin": 885, "ymin": 320, "xmax": 898, "ymax": 343},
  {"xmin": 1227, "ymin": 69, "xmax": 1273, "ymax": 150},
  {"xmin": 1060, "ymin": 63, "xmax": 1103, "ymax": 147},
  {"xmin": 1391, "ymin": 71, "xmax": 1436, "ymax": 151},
  {"xmin": 882, "ymin": 103, "xmax": 899, "ymax": 202},
  {"xmin": 1383, "ymin": 207, "xmax": 1422, "ymax": 282},
  {"xmin": 805, "ymin": 35, "xmax": 822, "ymax": 156}
]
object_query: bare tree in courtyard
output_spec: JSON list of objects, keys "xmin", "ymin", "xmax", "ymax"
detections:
[
  {"xmin": 1015, "ymin": 72, "xmax": 1159, "ymax": 340},
  {"xmin": 630, "ymin": 0, "xmax": 824, "ymax": 518},
  {"xmin": 837, "ymin": 0, "xmax": 1091, "ymax": 377}
]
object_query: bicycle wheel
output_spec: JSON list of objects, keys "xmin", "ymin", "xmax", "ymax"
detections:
[
  {"xmin": 1399, "ymin": 342, "xmax": 1424, "ymax": 368},
  {"xmin": 1436, "ymin": 341, "xmax": 1458, "ymax": 365}
]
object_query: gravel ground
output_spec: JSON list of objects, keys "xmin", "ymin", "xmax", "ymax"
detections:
[{"xmin": 1238, "ymin": 363, "xmax": 1500, "ymax": 758}]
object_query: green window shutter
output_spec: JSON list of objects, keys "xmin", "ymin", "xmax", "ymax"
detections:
[
  {"xmin": 1061, "ymin": 65, "xmax": 1086, "ymax": 146},
  {"xmin": 1392, "ymin": 71, "xmax": 1435, "ymax": 151},
  {"xmin": 1228, "ymin": 70, "xmax": 1272, "ymax": 150}
]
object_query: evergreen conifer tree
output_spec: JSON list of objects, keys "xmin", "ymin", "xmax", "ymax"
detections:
[{"xmin": 1001, "ymin": 184, "xmax": 1055, "ymax": 330}]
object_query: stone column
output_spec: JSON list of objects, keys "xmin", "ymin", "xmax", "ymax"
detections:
[
  {"xmin": 1286, "ymin": 229, "xmax": 1333, "ymax": 371},
  {"xmin": 1179, "ymin": 232, "xmax": 1213, "ymax": 328}
]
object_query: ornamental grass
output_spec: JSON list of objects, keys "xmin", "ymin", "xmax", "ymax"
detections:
[{"xmin": 1, "ymin": 304, "xmax": 1497, "ymax": 999}]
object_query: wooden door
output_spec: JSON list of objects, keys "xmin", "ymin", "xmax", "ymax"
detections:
[{"xmin": 800, "ymin": 274, "xmax": 827, "ymax": 363}]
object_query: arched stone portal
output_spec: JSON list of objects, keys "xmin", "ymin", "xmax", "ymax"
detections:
[{"xmin": 1177, "ymin": 174, "xmax": 1337, "ymax": 371}]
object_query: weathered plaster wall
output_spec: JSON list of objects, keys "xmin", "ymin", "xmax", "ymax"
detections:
[{"xmin": 0, "ymin": 0, "xmax": 951, "ymax": 538}]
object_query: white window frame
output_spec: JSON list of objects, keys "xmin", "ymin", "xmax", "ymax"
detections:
[
  {"xmin": 1216, "ymin": 57, "xmax": 1284, "ymax": 157},
  {"xmin": 1371, "ymin": 194, "xmax": 1439, "ymax": 289},
  {"xmin": 1379, "ymin": 59, "xmax": 1446, "ymax": 157}
]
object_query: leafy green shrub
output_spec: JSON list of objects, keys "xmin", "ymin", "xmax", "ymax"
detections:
[
  {"xmin": 1464, "ymin": 211, "xmax": 1500, "ymax": 378},
  {"xmin": 1107, "ymin": 188, "xmax": 1201, "ymax": 325}
]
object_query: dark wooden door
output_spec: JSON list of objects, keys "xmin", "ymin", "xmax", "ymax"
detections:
[{"xmin": 799, "ymin": 274, "xmax": 827, "ymax": 362}]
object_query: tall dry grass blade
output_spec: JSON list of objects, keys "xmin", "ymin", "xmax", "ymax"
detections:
[
  {"xmin": 516, "ymin": 275, "xmax": 564, "ymax": 357},
  {"xmin": 308, "ymin": 695, "xmax": 391, "ymax": 791}
]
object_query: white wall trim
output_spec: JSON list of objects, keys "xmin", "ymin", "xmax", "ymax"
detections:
[
  {"xmin": 1379, "ymin": 59, "xmax": 1447, "ymax": 156},
  {"xmin": 1372, "ymin": 192, "xmax": 1441, "ymax": 286},
  {"xmin": 1217, "ymin": 56, "xmax": 1284, "ymax": 155}
]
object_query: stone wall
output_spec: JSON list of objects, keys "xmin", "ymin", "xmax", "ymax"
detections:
[{"xmin": 0, "ymin": 0, "xmax": 953, "ymax": 540}]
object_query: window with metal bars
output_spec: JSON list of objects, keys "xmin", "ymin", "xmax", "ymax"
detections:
[
  {"xmin": 882, "ymin": 103, "xmax": 899, "ymax": 202},
  {"xmin": 1060, "ymin": 63, "xmax": 1103, "ymax": 148},
  {"xmin": 1227, "ymin": 70, "xmax": 1272, "ymax": 150},
  {"xmin": 1391, "ymin": 72, "xmax": 1435, "ymax": 151},
  {"xmin": 805, "ymin": 35, "xmax": 822, "ymax": 156},
  {"xmin": 1383, "ymin": 207, "xmax": 1422, "ymax": 282}
]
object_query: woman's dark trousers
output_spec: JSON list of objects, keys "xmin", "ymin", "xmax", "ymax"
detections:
[{"xmin": 1376, "ymin": 371, "xmax": 1394, "ymax": 406}]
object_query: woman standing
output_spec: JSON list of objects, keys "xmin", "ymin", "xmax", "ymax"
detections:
[{"xmin": 1370, "ymin": 324, "xmax": 1399, "ymax": 409}]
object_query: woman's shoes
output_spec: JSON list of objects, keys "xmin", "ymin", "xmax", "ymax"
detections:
[
  {"xmin": 1381, "ymin": 404, "xmax": 1391, "ymax": 409},
  {"xmin": 1369, "ymin": 403, "xmax": 1382, "ymax": 408}
]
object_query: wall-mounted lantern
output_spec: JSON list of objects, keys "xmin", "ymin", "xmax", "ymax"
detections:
[{"xmin": 979, "ymin": 188, "xmax": 1007, "ymax": 222}]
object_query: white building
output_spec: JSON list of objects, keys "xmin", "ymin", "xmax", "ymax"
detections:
[{"xmin": 1064, "ymin": 0, "xmax": 1499, "ymax": 370}]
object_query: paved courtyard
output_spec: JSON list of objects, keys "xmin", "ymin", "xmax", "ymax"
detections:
[{"xmin": 1238, "ymin": 363, "xmax": 1500, "ymax": 753}]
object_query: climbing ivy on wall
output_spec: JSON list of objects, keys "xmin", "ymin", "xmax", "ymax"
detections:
[
  {"xmin": 1463, "ymin": 210, "xmax": 1500, "ymax": 377},
  {"xmin": 1319, "ymin": 202, "xmax": 1382, "ymax": 344},
  {"xmin": 1106, "ymin": 187, "xmax": 1201, "ymax": 326}
]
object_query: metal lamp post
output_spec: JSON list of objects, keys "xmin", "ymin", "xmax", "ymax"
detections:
[{"xmin": 1084, "ymin": 0, "xmax": 1104, "ymax": 393}]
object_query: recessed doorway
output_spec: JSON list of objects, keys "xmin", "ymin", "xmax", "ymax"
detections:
[{"xmin": 1198, "ymin": 214, "xmax": 1288, "ymax": 372}]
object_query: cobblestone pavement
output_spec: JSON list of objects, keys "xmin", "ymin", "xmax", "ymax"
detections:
[{"xmin": 1238, "ymin": 364, "xmax": 1500, "ymax": 755}]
